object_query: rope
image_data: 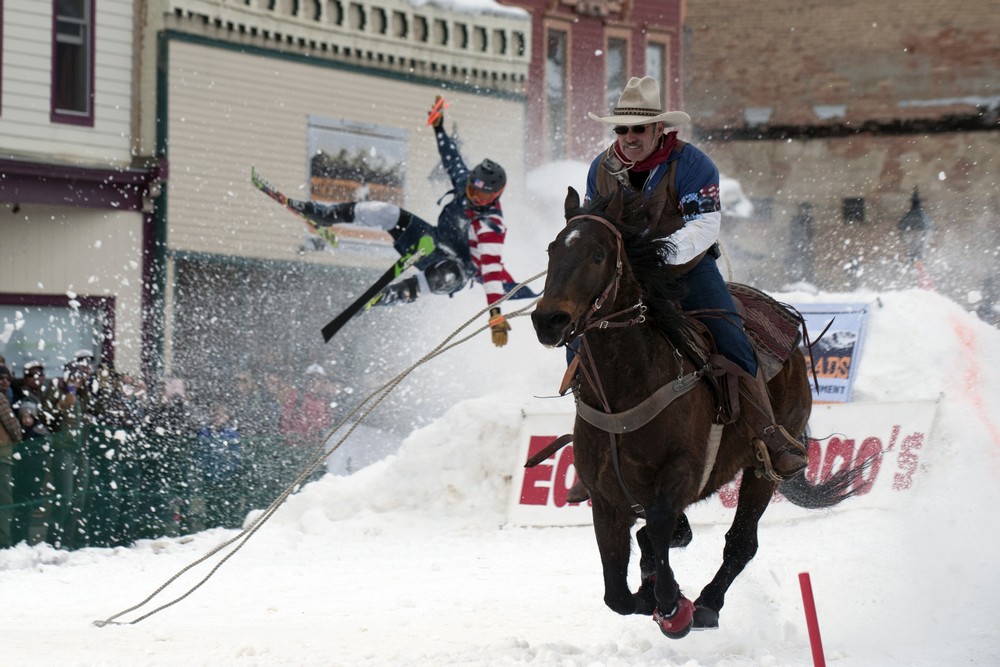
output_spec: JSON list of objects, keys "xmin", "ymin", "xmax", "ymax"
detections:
[{"xmin": 93, "ymin": 271, "xmax": 546, "ymax": 627}]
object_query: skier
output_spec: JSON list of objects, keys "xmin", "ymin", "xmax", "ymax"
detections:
[{"xmin": 284, "ymin": 97, "xmax": 520, "ymax": 348}]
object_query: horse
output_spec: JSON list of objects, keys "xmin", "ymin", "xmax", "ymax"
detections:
[{"xmin": 530, "ymin": 187, "xmax": 865, "ymax": 638}]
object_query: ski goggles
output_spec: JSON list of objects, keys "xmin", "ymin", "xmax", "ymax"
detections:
[
  {"xmin": 466, "ymin": 183, "xmax": 504, "ymax": 207},
  {"xmin": 613, "ymin": 124, "xmax": 650, "ymax": 135}
]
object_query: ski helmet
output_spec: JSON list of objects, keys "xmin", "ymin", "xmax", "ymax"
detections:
[{"xmin": 468, "ymin": 159, "xmax": 506, "ymax": 195}]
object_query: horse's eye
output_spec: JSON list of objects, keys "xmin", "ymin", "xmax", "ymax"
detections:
[{"xmin": 594, "ymin": 251, "xmax": 606, "ymax": 264}]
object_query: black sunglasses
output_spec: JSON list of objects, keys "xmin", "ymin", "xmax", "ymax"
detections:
[{"xmin": 614, "ymin": 125, "xmax": 649, "ymax": 135}]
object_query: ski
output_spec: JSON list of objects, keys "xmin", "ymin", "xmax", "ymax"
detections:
[
  {"xmin": 250, "ymin": 166, "xmax": 339, "ymax": 248},
  {"xmin": 321, "ymin": 235, "xmax": 435, "ymax": 342},
  {"xmin": 426, "ymin": 95, "xmax": 448, "ymax": 127}
]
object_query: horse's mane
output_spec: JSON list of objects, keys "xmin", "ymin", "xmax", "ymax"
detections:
[{"xmin": 575, "ymin": 192, "xmax": 702, "ymax": 362}]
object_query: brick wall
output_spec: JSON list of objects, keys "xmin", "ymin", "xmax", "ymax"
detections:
[
  {"xmin": 685, "ymin": 0, "xmax": 999, "ymax": 127},
  {"xmin": 682, "ymin": 0, "xmax": 1000, "ymax": 304}
]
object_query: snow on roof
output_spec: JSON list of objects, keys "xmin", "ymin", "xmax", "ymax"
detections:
[{"xmin": 405, "ymin": 0, "xmax": 529, "ymax": 20}]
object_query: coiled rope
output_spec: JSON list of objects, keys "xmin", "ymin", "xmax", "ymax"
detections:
[{"xmin": 94, "ymin": 271, "xmax": 546, "ymax": 627}]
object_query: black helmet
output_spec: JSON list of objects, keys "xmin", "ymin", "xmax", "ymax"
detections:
[{"xmin": 467, "ymin": 159, "xmax": 506, "ymax": 194}]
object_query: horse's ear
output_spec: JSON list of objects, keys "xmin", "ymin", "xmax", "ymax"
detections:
[{"xmin": 564, "ymin": 187, "xmax": 581, "ymax": 221}]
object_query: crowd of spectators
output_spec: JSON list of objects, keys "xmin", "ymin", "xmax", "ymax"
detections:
[{"xmin": 0, "ymin": 351, "xmax": 345, "ymax": 551}]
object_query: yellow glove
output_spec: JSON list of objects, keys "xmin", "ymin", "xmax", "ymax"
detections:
[
  {"xmin": 489, "ymin": 307, "xmax": 511, "ymax": 348},
  {"xmin": 427, "ymin": 95, "xmax": 446, "ymax": 129}
]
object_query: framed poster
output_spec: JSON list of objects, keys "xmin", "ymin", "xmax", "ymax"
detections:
[
  {"xmin": 306, "ymin": 116, "xmax": 407, "ymax": 207},
  {"xmin": 795, "ymin": 302, "xmax": 871, "ymax": 403}
]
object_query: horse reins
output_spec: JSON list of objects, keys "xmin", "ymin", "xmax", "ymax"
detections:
[{"xmin": 560, "ymin": 213, "xmax": 714, "ymax": 517}]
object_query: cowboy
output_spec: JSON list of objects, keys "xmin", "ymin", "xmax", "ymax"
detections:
[
  {"xmin": 584, "ymin": 76, "xmax": 808, "ymax": 482},
  {"xmin": 283, "ymin": 97, "xmax": 520, "ymax": 348}
]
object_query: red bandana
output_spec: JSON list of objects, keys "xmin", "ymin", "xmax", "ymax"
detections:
[{"xmin": 613, "ymin": 131, "xmax": 679, "ymax": 173}]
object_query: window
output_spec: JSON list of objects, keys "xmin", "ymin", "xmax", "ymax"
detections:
[
  {"xmin": 605, "ymin": 37, "xmax": 628, "ymax": 112},
  {"xmin": 645, "ymin": 36, "xmax": 671, "ymax": 104},
  {"xmin": 51, "ymin": 0, "xmax": 94, "ymax": 125},
  {"xmin": 545, "ymin": 28, "xmax": 568, "ymax": 160},
  {"xmin": 646, "ymin": 42, "xmax": 664, "ymax": 81},
  {"xmin": 843, "ymin": 197, "xmax": 865, "ymax": 224},
  {"xmin": 0, "ymin": 295, "xmax": 113, "ymax": 372}
]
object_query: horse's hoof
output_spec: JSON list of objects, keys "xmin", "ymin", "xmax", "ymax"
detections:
[
  {"xmin": 692, "ymin": 605, "xmax": 719, "ymax": 630},
  {"xmin": 652, "ymin": 596, "xmax": 695, "ymax": 639}
]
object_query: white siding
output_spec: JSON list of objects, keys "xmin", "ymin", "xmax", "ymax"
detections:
[
  {"xmin": 0, "ymin": 207, "xmax": 145, "ymax": 375},
  {"xmin": 0, "ymin": 0, "xmax": 136, "ymax": 165},
  {"xmin": 165, "ymin": 39, "xmax": 526, "ymax": 267}
]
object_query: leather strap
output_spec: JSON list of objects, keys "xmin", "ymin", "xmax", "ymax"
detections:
[
  {"xmin": 576, "ymin": 367, "xmax": 706, "ymax": 434},
  {"xmin": 523, "ymin": 433, "xmax": 574, "ymax": 468}
]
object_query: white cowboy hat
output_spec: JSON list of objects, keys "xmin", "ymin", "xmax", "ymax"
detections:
[{"xmin": 587, "ymin": 76, "xmax": 691, "ymax": 127}]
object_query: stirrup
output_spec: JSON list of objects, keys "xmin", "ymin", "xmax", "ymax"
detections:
[{"xmin": 752, "ymin": 438, "xmax": 784, "ymax": 483}]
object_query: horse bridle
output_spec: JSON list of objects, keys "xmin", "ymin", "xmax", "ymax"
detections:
[
  {"xmin": 560, "ymin": 213, "xmax": 648, "ymax": 411},
  {"xmin": 564, "ymin": 213, "xmax": 648, "ymax": 336},
  {"xmin": 561, "ymin": 212, "xmax": 713, "ymax": 517}
]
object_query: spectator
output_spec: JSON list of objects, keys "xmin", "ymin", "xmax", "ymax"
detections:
[
  {"xmin": 231, "ymin": 371, "xmax": 280, "ymax": 438},
  {"xmin": 46, "ymin": 359, "xmax": 88, "ymax": 548},
  {"xmin": 0, "ymin": 362, "xmax": 13, "ymax": 403},
  {"xmin": 111, "ymin": 373, "xmax": 147, "ymax": 544},
  {"xmin": 0, "ymin": 365, "xmax": 22, "ymax": 548},
  {"xmin": 11, "ymin": 361, "xmax": 53, "ymax": 545},
  {"xmin": 139, "ymin": 378, "xmax": 194, "ymax": 539},
  {"xmin": 189, "ymin": 403, "xmax": 243, "ymax": 531},
  {"xmin": 83, "ymin": 368, "xmax": 147, "ymax": 547},
  {"xmin": 280, "ymin": 364, "xmax": 337, "ymax": 447},
  {"xmin": 73, "ymin": 348, "xmax": 96, "ymax": 368}
]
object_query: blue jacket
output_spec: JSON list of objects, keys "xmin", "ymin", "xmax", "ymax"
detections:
[
  {"xmin": 194, "ymin": 423, "xmax": 241, "ymax": 483},
  {"xmin": 586, "ymin": 140, "xmax": 720, "ymax": 221}
]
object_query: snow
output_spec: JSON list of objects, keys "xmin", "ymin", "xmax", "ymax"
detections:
[
  {"xmin": 405, "ymin": 0, "xmax": 529, "ymax": 20},
  {"xmin": 4, "ymin": 163, "xmax": 1000, "ymax": 666}
]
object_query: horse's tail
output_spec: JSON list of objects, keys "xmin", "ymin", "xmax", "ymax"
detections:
[{"xmin": 778, "ymin": 454, "xmax": 878, "ymax": 509}]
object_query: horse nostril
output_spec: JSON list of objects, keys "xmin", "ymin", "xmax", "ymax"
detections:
[
  {"xmin": 547, "ymin": 312, "xmax": 571, "ymax": 330},
  {"xmin": 531, "ymin": 310, "xmax": 572, "ymax": 339}
]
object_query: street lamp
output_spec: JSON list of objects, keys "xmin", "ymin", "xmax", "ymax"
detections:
[{"xmin": 897, "ymin": 186, "xmax": 933, "ymax": 262}]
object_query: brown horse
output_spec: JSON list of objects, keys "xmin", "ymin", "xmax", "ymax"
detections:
[{"xmin": 531, "ymin": 187, "xmax": 861, "ymax": 638}]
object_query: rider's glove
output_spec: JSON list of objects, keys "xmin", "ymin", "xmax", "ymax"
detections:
[
  {"xmin": 489, "ymin": 307, "xmax": 511, "ymax": 348},
  {"xmin": 428, "ymin": 95, "xmax": 445, "ymax": 130}
]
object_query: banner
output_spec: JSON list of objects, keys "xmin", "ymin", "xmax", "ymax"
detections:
[
  {"xmin": 506, "ymin": 412, "xmax": 591, "ymax": 526},
  {"xmin": 507, "ymin": 399, "xmax": 938, "ymax": 527},
  {"xmin": 794, "ymin": 302, "xmax": 871, "ymax": 403}
]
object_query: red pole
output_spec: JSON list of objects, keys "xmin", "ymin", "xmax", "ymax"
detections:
[{"xmin": 798, "ymin": 572, "xmax": 827, "ymax": 667}]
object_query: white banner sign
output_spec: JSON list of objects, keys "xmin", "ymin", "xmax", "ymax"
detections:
[{"xmin": 507, "ymin": 400, "xmax": 939, "ymax": 527}]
